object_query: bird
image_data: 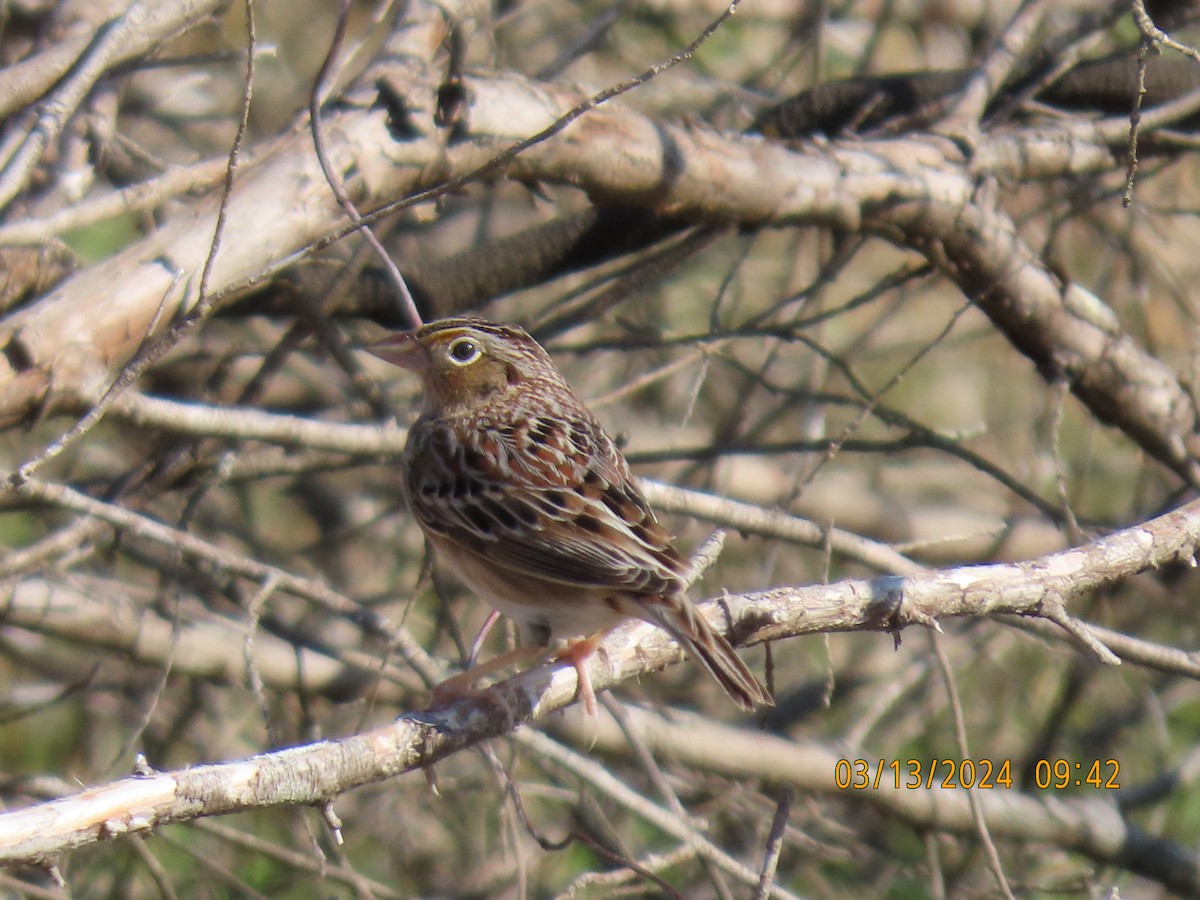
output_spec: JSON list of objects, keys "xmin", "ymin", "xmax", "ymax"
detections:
[{"xmin": 368, "ymin": 317, "xmax": 773, "ymax": 714}]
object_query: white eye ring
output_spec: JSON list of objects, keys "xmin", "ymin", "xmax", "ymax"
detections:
[{"xmin": 447, "ymin": 337, "xmax": 482, "ymax": 365}]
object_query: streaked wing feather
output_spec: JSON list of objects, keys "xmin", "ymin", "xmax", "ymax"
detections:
[{"xmin": 404, "ymin": 414, "xmax": 686, "ymax": 594}]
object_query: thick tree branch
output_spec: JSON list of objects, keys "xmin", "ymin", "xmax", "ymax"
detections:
[
  {"xmin": 551, "ymin": 704, "xmax": 1200, "ymax": 897},
  {"xmin": 1, "ymin": 492, "xmax": 1199, "ymax": 867},
  {"xmin": 2, "ymin": 68, "xmax": 1194, "ymax": 489}
]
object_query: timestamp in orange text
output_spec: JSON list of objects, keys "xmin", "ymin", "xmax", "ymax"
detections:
[{"xmin": 834, "ymin": 758, "xmax": 1120, "ymax": 790}]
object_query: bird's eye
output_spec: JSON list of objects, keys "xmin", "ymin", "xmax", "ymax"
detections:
[{"xmin": 448, "ymin": 338, "xmax": 481, "ymax": 364}]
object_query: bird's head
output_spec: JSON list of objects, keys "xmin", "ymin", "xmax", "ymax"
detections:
[{"xmin": 368, "ymin": 318, "xmax": 563, "ymax": 415}]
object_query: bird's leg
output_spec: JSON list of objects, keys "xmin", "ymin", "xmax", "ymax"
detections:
[
  {"xmin": 549, "ymin": 630, "xmax": 611, "ymax": 717},
  {"xmin": 429, "ymin": 611, "xmax": 518, "ymax": 707},
  {"xmin": 430, "ymin": 645, "xmax": 542, "ymax": 707},
  {"xmin": 467, "ymin": 609, "xmax": 502, "ymax": 666}
]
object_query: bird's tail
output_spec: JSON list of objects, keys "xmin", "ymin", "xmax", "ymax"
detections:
[{"xmin": 641, "ymin": 596, "xmax": 773, "ymax": 711}]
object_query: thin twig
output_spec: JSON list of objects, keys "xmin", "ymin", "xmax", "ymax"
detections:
[
  {"xmin": 2, "ymin": 1, "xmax": 256, "ymax": 493},
  {"xmin": 930, "ymin": 635, "xmax": 1015, "ymax": 900},
  {"xmin": 14, "ymin": 477, "xmax": 444, "ymax": 685},
  {"xmin": 753, "ymin": 788, "xmax": 792, "ymax": 900},
  {"xmin": 1132, "ymin": 0, "xmax": 1200, "ymax": 63},
  {"xmin": 514, "ymin": 727, "xmax": 803, "ymax": 900},
  {"xmin": 1038, "ymin": 592, "xmax": 1122, "ymax": 666},
  {"xmin": 243, "ymin": 573, "xmax": 282, "ymax": 745},
  {"xmin": 310, "ymin": 0, "xmax": 421, "ymax": 328}
]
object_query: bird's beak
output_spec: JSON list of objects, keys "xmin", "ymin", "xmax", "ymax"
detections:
[{"xmin": 366, "ymin": 331, "xmax": 427, "ymax": 371}]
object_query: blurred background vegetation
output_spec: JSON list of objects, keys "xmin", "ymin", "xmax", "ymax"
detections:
[{"xmin": 2, "ymin": 0, "xmax": 1200, "ymax": 896}]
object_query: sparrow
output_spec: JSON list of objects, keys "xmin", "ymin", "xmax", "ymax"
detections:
[{"xmin": 369, "ymin": 317, "xmax": 772, "ymax": 714}]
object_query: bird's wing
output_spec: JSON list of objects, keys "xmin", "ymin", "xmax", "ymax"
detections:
[{"xmin": 404, "ymin": 414, "xmax": 686, "ymax": 595}]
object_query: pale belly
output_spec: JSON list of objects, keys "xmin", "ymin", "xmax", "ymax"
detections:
[{"xmin": 429, "ymin": 533, "xmax": 633, "ymax": 643}]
